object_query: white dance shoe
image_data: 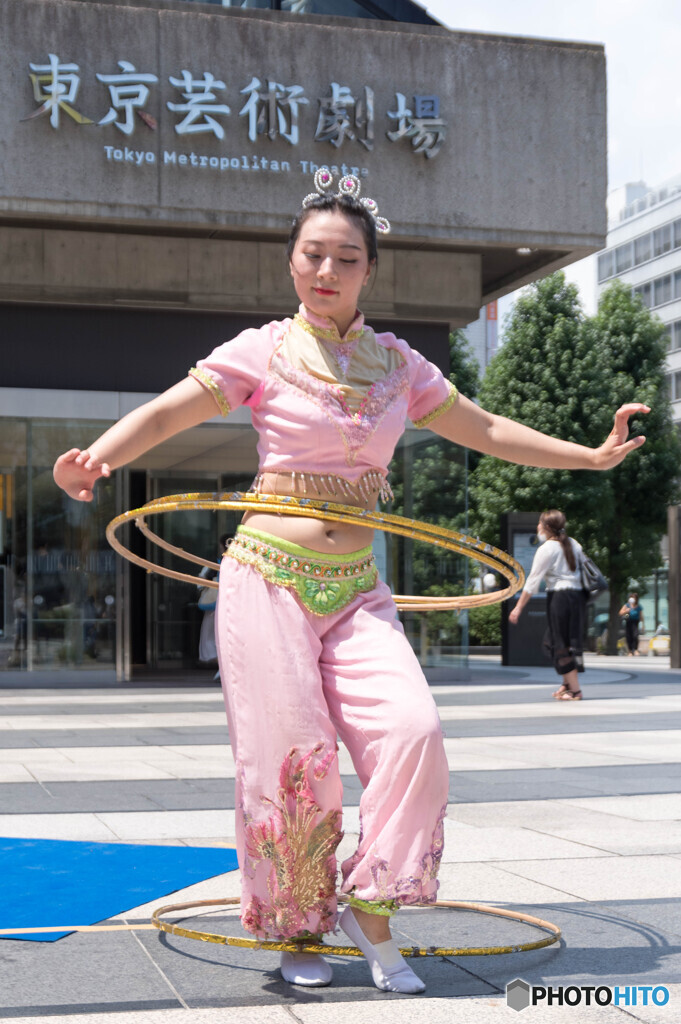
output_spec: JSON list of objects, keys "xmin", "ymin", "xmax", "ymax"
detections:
[
  {"xmin": 339, "ymin": 906, "xmax": 426, "ymax": 994},
  {"xmin": 280, "ymin": 950, "xmax": 333, "ymax": 987}
]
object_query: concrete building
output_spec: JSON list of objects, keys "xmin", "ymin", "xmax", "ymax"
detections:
[
  {"xmin": 460, "ymin": 301, "xmax": 499, "ymax": 376},
  {"xmin": 0, "ymin": 0, "xmax": 607, "ymax": 679},
  {"xmin": 597, "ymin": 174, "xmax": 681, "ymax": 421},
  {"xmin": 594, "ymin": 176, "xmax": 681, "ymax": 632}
]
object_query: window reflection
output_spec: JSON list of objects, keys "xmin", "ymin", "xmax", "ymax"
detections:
[
  {"xmin": 0, "ymin": 415, "xmax": 468, "ymax": 675},
  {"xmin": 0, "ymin": 418, "xmax": 117, "ymax": 673},
  {"xmin": 598, "ymin": 218, "xmax": 681, "ymax": 283},
  {"xmin": 177, "ymin": 0, "xmax": 439, "ymax": 24},
  {"xmin": 389, "ymin": 429, "xmax": 469, "ymax": 669}
]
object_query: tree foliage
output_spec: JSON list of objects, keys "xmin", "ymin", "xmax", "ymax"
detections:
[
  {"xmin": 448, "ymin": 327, "xmax": 480, "ymax": 403},
  {"xmin": 472, "ymin": 273, "xmax": 610, "ymax": 542},
  {"xmin": 468, "ymin": 603, "xmax": 502, "ymax": 646},
  {"xmin": 589, "ymin": 281, "xmax": 681, "ymax": 642},
  {"xmin": 391, "ymin": 328, "xmax": 480, "ymax": 539},
  {"xmin": 471, "ymin": 273, "xmax": 680, "ymax": 651}
]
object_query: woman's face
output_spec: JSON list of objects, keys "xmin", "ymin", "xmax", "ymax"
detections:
[{"xmin": 289, "ymin": 209, "xmax": 373, "ymax": 335}]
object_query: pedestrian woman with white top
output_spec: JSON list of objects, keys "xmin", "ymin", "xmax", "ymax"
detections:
[{"xmin": 509, "ymin": 510, "xmax": 586, "ymax": 700}]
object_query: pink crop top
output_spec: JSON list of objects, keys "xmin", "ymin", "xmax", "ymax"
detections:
[{"xmin": 189, "ymin": 305, "xmax": 458, "ymax": 502}]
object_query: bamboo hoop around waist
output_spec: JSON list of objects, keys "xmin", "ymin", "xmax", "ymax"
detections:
[{"xmin": 106, "ymin": 492, "xmax": 524, "ymax": 611}]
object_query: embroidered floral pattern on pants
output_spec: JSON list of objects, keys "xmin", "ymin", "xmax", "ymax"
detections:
[
  {"xmin": 363, "ymin": 803, "xmax": 447, "ymax": 906},
  {"xmin": 241, "ymin": 743, "xmax": 343, "ymax": 940}
]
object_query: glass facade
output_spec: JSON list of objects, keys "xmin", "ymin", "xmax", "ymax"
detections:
[
  {"xmin": 178, "ymin": 0, "xmax": 439, "ymax": 25},
  {"xmin": 143, "ymin": 467, "xmax": 254, "ymax": 670},
  {"xmin": 0, "ymin": 412, "xmax": 469, "ymax": 677},
  {"xmin": 1, "ymin": 418, "xmax": 117, "ymax": 674},
  {"xmin": 388, "ymin": 430, "xmax": 469, "ymax": 671}
]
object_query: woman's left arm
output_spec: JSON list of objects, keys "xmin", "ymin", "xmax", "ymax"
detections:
[{"xmin": 430, "ymin": 396, "xmax": 649, "ymax": 471}]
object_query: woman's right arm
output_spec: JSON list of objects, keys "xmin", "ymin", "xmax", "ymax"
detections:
[{"xmin": 53, "ymin": 376, "xmax": 218, "ymax": 502}]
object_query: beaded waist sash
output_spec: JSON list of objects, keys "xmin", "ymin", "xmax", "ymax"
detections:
[
  {"xmin": 251, "ymin": 469, "xmax": 394, "ymax": 505},
  {"xmin": 226, "ymin": 526, "xmax": 378, "ymax": 616}
]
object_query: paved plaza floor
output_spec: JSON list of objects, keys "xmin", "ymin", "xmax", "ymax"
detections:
[{"xmin": 0, "ymin": 655, "xmax": 679, "ymax": 1023}]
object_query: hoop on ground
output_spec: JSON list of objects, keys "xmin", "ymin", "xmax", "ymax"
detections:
[
  {"xmin": 151, "ymin": 896, "xmax": 561, "ymax": 957},
  {"xmin": 106, "ymin": 492, "xmax": 524, "ymax": 611}
]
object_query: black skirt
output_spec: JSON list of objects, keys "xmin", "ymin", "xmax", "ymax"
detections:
[{"xmin": 543, "ymin": 589, "xmax": 586, "ymax": 676}]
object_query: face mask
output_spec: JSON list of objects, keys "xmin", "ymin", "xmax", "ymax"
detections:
[{"xmin": 537, "ymin": 529, "xmax": 548, "ymax": 543}]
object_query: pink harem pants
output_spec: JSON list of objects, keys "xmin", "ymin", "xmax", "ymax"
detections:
[{"xmin": 216, "ymin": 557, "xmax": 450, "ymax": 941}]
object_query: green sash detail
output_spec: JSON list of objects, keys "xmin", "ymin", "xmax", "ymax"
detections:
[{"xmin": 227, "ymin": 526, "xmax": 378, "ymax": 616}]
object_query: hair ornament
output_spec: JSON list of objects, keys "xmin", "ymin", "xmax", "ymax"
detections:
[{"xmin": 301, "ymin": 166, "xmax": 390, "ymax": 234}]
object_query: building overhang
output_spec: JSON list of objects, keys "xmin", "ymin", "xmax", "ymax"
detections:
[{"xmin": 0, "ymin": 0, "xmax": 607, "ymax": 313}]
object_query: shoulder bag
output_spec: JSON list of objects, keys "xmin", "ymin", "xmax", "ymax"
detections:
[{"xmin": 580, "ymin": 552, "xmax": 608, "ymax": 600}]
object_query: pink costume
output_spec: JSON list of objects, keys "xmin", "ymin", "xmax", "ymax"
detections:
[{"xmin": 189, "ymin": 305, "xmax": 457, "ymax": 940}]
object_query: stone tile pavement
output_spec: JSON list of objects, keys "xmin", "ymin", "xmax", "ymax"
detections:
[{"xmin": 0, "ymin": 654, "xmax": 679, "ymax": 1023}]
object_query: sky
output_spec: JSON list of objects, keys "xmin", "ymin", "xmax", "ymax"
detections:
[{"xmin": 418, "ymin": 0, "xmax": 681, "ymax": 320}]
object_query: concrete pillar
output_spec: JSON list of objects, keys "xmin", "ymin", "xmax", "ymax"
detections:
[{"xmin": 668, "ymin": 505, "xmax": 681, "ymax": 668}]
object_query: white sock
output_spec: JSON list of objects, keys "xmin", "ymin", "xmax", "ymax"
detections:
[
  {"xmin": 280, "ymin": 950, "xmax": 333, "ymax": 987},
  {"xmin": 372, "ymin": 939, "xmax": 403, "ymax": 968},
  {"xmin": 339, "ymin": 907, "xmax": 425, "ymax": 994}
]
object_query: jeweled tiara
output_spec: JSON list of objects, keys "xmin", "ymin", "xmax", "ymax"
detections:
[{"xmin": 301, "ymin": 166, "xmax": 390, "ymax": 234}]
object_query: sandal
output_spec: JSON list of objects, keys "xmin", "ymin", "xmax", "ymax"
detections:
[
  {"xmin": 558, "ymin": 689, "xmax": 583, "ymax": 700},
  {"xmin": 552, "ymin": 684, "xmax": 568, "ymax": 699}
]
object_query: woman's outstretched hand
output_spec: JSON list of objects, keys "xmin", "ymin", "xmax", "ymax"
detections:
[
  {"xmin": 591, "ymin": 404, "xmax": 650, "ymax": 470},
  {"xmin": 53, "ymin": 448, "xmax": 111, "ymax": 502}
]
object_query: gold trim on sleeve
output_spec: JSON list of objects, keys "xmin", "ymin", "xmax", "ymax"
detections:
[
  {"xmin": 412, "ymin": 382, "xmax": 458, "ymax": 429},
  {"xmin": 189, "ymin": 367, "xmax": 231, "ymax": 418}
]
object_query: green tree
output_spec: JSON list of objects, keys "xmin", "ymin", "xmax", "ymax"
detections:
[
  {"xmin": 472, "ymin": 273, "xmax": 680, "ymax": 653},
  {"xmin": 589, "ymin": 281, "xmax": 681, "ymax": 646},
  {"xmin": 472, "ymin": 273, "xmax": 611, "ymax": 543},
  {"xmin": 468, "ymin": 603, "xmax": 502, "ymax": 646},
  {"xmin": 448, "ymin": 327, "xmax": 480, "ymax": 404}
]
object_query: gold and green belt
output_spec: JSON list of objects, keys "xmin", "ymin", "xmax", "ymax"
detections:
[{"xmin": 226, "ymin": 526, "xmax": 378, "ymax": 615}]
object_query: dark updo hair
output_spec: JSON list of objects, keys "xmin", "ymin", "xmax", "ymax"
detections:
[
  {"xmin": 286, "ymin": 194, "xmax": 379, "ymax": 265},
  {"xmin": 539, "ymin": 509, "xmax": 577, "ymax": 572}
]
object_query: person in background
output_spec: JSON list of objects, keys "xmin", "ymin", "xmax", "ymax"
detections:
[
  {"xmin": 9, "ymin": 580, "xmax": 27, "ymax": 668},
  {"xmin": 198, "ymin": 533, "xmax": 231, "ymax": 668},
  {"xmin": 619, "ymin": 592, "xmax": 644, "ymax": 656},
  {"xmin": 509, "ymin": 510, "xmax": 587, "ymax": 701}
]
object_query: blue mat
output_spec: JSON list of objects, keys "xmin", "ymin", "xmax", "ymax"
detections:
[{"xmin": 0, "ymin": 837, "xmax": 239, "ymax": 941}]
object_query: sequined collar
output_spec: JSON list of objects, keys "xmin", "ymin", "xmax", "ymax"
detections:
[{"xmin": 295, "ymin": 305, "xmax": 365, "ymax": 344}]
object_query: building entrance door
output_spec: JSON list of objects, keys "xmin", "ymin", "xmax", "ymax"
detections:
[
  {"xmin": 123, "ymin": 416, "xmax": 258, "ymax": 679},
  {"xmin": 147, "ymin": 473, "xmax": 221, "ymax": 671}
]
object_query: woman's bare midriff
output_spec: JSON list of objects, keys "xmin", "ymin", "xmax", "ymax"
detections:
[{"xmin": 240, "ymin": 472, "xmax": 378, "ymax": 554}]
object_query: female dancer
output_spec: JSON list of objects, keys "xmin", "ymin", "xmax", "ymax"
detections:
[
  {"xmin": 509, "ymin": 509, "xmax": 587, "ymax": 700},
  {"xmin": 54, "ymin": 170, "xmax": 648, "ymax": 993}
]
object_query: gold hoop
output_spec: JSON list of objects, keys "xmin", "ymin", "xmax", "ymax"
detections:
[
  {"xmin": 151, "ymin": 896, "xmax": 561, "ymax": 957},
  {"xmin": 106, "ymin": 492, "xmax": 524, "ymax": 611}
]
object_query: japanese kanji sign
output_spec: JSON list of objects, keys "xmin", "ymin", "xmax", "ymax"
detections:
[{"xmin": 23, "ymin": 54, "xmax": 447, "ymax": 159}]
